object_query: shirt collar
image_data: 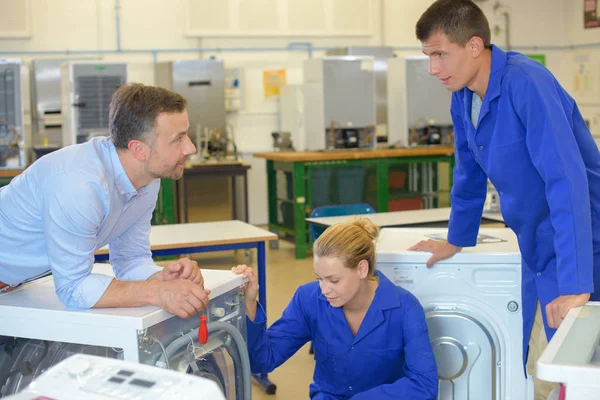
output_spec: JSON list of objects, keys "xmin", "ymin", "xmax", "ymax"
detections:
[
  {"xmin": 371, "ymin": 270, "xmax": 402, "ymax": 310},
  {"xmin": 486, "ymin": 44, "xmax": 507, "ymax": 102},
  {"xmin": 462, "ymin": 44, "xmax": 507, "ymax": 116},
  {"xmin": 106, "ymin": 139, "xmax": 138, "ymax": 197}
]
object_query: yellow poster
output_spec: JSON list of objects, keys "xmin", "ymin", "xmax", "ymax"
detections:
[{"xmin": 263, "ymin": 69, "xmax": 286, "ymax": 98}]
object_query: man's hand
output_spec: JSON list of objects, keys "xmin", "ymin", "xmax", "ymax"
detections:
[
  {"xmin": 154, "ymin": 279, "xmax": 211, "ymax": 319},
  {"xmin": 408, "ymin": 240, "xmax": 462, "ymax": 268},
  {"xmin": 95, "ymin": 277, "xmax": 210, "ymax": 318},
  {"xmin": 546, "ymin": 293, "xmax": 590, "ymax": 329},
  {"xmin": 162, "ymin": 258, "xmax": 204, "ymax": 286}
]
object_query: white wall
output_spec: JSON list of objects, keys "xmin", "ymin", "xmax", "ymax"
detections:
[
  {"xmin": 384, "ymin": 0, "xmax": 567, "ymax": 48},
  {"xmin": 1, "ymin": 0, "xmax": 598, "ymax": 224},
  {"xmin": 562, "ymin": 0, "xmax": 600, "ymax": 145}
]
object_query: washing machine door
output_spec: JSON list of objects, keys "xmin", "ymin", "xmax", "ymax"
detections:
[
  {"xmin": 426, "ymin": 311, "xmax": 499, "ymax": 400},
  {"xmin": 0, "ymin": 339, "xmax": 122, "ymax": 397}
]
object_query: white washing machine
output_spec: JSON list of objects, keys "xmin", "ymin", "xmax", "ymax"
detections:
[
  {"xmin": 4, "ymin": 354, "xmax": 227, "ymax": 399},
  {"xmin": 376, "ymin": 228, "xmax": 532, "ymax": 400},
  {"xmin": 537, "ymin": 302, "xmax": 600, "ymax": 400},
  {"xmin": 0, "ymin": 264, "xmax": 250, "ymax": 399}
]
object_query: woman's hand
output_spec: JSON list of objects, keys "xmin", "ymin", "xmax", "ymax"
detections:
[
  {"xmin": 232, "ymin": 264, "xmax": 258, "ymax": 302},
  {"xmin": 232, "ymin": 264, "xmax": 259, "ymax": 321}
]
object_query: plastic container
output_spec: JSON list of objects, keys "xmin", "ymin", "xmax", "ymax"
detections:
[
  {"xmin": 337, "ymin": 167, "xmax": 366, "ymax": 204},
  {"xmin": 388, "ymin": 170, "xmax": 407, "ymax": 189},
  {"xmin": 311, "ymin": 168, "xmax": 332, "ymax": 207},
  {"xmin": 276, "ymin": 171, "xmax": 294, "ymax": 200},
  {"xmin": 279, "ymin": 202, "xmax": 295, "ymax": 227},
  {"xmin": 388, "ymin": 197, "xmax": 423, "ymax": 211}
]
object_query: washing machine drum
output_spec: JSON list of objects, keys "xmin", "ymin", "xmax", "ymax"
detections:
[
  {"xmin": 169, "ymin": 343, "xmax": 237, "ymax": 400},
  {"xmin": 189, "ymin": 360, "xmax": 226, "ymax": 393}
]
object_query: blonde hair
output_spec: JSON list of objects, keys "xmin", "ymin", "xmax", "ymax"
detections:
[{"xmin": 313, "ymin": 218, "xmax": 380, "ymax": 276}]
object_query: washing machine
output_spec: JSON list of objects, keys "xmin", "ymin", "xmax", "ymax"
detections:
[
  {"xmin": 0, "ymin": 264, "xmax": 251, "ymax": 399},
  {"xmin": 4, "ymin": 353, "xmax": 227, "ymax": 399},
  {"xmin": 376, "ymin": 228, "xmax": 532, "ymax": 400},
  {"xmin": 537, "ymin": 302, "xmax": 600, "ymax": 400}
]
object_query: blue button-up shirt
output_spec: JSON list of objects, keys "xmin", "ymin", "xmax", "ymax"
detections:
[
  {"xmin": 0, "ymin": 137, "xmax": 161, "ymax": 309},
  {"xmin": 246, "ymin": 271, "xmax": 438, "ymax": 399},
  {"xmin": 447, "ymin": 45, "xmax": 600, "ymax": 367}
]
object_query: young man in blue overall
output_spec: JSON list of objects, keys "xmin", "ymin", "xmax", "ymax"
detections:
[{"xmin": 410, "ymin": 1, "xmax": 600, "ymax": 398}]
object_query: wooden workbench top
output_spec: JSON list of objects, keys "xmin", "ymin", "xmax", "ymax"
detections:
[
  {"xmin": 254, "ymin": 146, "xmax": 454, "ymax": 162},
  {"xmin": 184, "ymin": 160, "xmax": 250, "ymax": 168},
  {"xmin": 96, "ymin": 220, "xmax": 277, "ymax": 254},
  {"xmin": 1, "ymin": 162, "xmax": 251, "ymax": 178},
  {"xmin": 0, "ymin": 169, "xmax": 24, "ymax": 178}
]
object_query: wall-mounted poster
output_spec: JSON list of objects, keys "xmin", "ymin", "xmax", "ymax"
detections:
[
  {"xmin": 263, "ymin": 69, "xmax": 286, "ymax": 98},
  {"xmin": 585, "ymin": 0, "xmax": 600, "ymax": 29}
]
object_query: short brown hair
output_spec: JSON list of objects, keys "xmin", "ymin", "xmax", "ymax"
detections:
[
  {"xmin": 109, "ymin": 83, "xmax": 187, "ymax": 149},
  {"xmin": 313, "ymin": 218, "xmax": 380, "ymax": 276},
  {"xmin": 416, "ymin": 0, "xmax": 491, "ymax": 48}
]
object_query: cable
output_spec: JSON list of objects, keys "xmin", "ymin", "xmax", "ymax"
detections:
[{"xmin": 152, "ymin": 337, "xmax": 170, "ymax": 369}]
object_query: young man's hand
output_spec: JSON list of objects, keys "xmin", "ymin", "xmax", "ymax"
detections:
[
  {"xmin": 546, "ymin": 293, "xmax": 590, "ymax": 329},
  {"xmin": 408, "ymin": 240, "xmax": 462, "ymax": 267}
]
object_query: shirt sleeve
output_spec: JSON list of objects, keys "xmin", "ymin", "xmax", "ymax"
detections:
[
  {"xmin": 447, "ymin": 94, "xmax": 488, "ymax": 247},
  {"xmin": 512, "ymin": 70, "xmax": 594, "ymax": 295},
  {"xmin": 246, "ymin": 287, "xmax": 312, "ymax": 373},
  {"xmin": 108, "ymin": 190, "xmax": 161, "ymax": 282},
  {"xmin": 349, "ymin": 295, "xmax": 438, "ymax": 400},
  {"xmin": 40, "ymin": 171, "xmax": 114, "ymax": 309}
]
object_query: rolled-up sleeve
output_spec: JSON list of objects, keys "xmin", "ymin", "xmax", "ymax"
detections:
[{"xmin": 40, "ymin": 171, "xmax": 114, "ymax": 309}]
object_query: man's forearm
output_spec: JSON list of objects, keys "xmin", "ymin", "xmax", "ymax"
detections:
[
  {"xmin": 147, "ymin": 270, "xmax": 164, "ymax": 281},
  {"xmin": 93, "ymin": 279, "xmax": 160, "ymax": 308}
]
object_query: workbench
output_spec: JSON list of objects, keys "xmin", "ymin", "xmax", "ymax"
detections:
[
  {"xmin": 178, "ymin": 161, "xmax": 250, "ymax": 223},
  {"xmin": 0, "ymin": 169, "xmax": 23, "ymax": 187},
  {"xmin": 254, "ymin": 146, "xmax": 455, "ymax": 259},
  {"xmin": 306, "ymin": 207, "xmax": 506, "ymax": 229},
  {"xmin": 151, "ymin": 161, "xmax": 250, "ymax": 226}
]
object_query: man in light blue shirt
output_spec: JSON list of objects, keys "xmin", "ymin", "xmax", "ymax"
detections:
[{"xmin": 0, "ymin": 83, "xmax": 209, "ymax": 318}]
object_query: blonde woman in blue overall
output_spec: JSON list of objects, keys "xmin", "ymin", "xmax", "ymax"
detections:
[{"xmin": 235, "ymin": 218, "xmax": 438, "ymax": 399}]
